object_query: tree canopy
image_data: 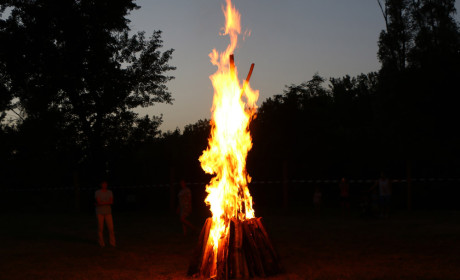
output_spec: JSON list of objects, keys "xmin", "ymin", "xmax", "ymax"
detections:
[{"xmin": 0, "ymin": 0, "xmax": 175, "ymax": 186}]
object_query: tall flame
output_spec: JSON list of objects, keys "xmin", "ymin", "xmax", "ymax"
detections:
[{"xmin": 199, "ymin": 0, "xmax": 259, "ymax": 275}]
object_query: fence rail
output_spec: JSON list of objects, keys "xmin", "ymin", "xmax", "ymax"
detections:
[{"xmin": 1, "ymin": 178, "xmax": 459, "ymax": 192}]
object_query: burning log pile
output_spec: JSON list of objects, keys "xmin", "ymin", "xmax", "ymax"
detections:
[
  {"xmin": 188, "ymin": 217, "xmax": 283, "ymax": 279},
  {"xmin": 188, "ymin": 1, "xmax": 282, "ymax": 279},
  {"xmin": 187, "ymin": 53, "xmax": 284, "ymax": 279}
]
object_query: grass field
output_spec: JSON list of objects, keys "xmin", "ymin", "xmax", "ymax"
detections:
[{"xmin": 1, "ymin": 209, "xmax": 460, "ymax": 280}]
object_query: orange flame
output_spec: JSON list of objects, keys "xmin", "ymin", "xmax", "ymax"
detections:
[{"xmin": 199, "ymin": 0, "xmax": 259, "ymax": 276}]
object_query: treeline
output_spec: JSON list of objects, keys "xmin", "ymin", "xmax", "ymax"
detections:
[{"xmin": 1, "ymin": 0, "xmax": 460, "ymax": 189}]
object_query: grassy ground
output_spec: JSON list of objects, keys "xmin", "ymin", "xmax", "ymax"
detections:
[{"xmin": 1, "ymin": 209, "xmax": 460, "ymax": 280}]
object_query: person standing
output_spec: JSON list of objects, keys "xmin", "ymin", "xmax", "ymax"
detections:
[
  {"xmin": 177, "ymin": 179, "xmax": 197, "ymax": 236},
  {"xmin": 373, "ymin": 172, "xmax": 392, "ymax": 218},
  {"xmin": 313, "ymin": 186, "xmax": 322, "ymax": 215},
  {"xmin": 95, "ymin": 180, "xmax": 116, "ymax": 247},
  {"xmin": 339, "ymin": 177, "xmax": 350, "ymax": 215}
]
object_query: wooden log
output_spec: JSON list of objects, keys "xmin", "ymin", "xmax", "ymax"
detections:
[
  {"xmin": 215, "ymin": 227, "xmax": 230, "ymax": 279},
  {"xmin": 188, "ymin": 218, "xmax": 212, "ymax": 276},
  {"xmin": 201, "ymin": 238, "xmax": 216, "ymax": 278},
  {"xmin": 240, "ymin": 225, "xmax": 255, "ymax": 276},
  {"xmin": 253, "ymin": 218, "xmax": 283, "ymax": 275},
  {"xmin": 228, "ymin": 219, "xmax": 250, "ymax": 279},
  {"xmin": 199, "ymin": 218, "xmax": 218, "ymax": 278},
  {"xmin": 242, "ymin": 63, "xmax": 254, "ymax": 90},
  {"xmin": 234, "ymin": 219, "xmax": 243, "ymax": 278},
  {"xmin": 252, "ymin": 222, "xmax": 276, "ymax": 275},
  {"xmin": 230, "ymin": 54, "xmax": 235, "ymax": 78},
  {"xmin": 241, "ymin": 246, "xmax": 250, "ymax": 278},
  {"xmin": 254, "ymin": 218, "xmax": 276, "ymax": 257},
  {"xmin": 242, "ymin": 221, "xmax": 266, "ymax": 277},
  {"xmin": 201, "ymin": 219, "xmax": 214, "ymax": 274},
  {"xmin": 227, "ymin": 220, "xmax": 235, "ymax": 279},
  {"xmin": 241, "ymin": 63, "xmax": 255, "ymax": 100}
]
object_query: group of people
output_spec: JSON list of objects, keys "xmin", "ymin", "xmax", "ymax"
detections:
[
  {"xmin": 95, "ymin": 179, "xmax": 197, "ymax": 248},
  {"xmin": 95, "ymin": 173, "xmax": 393, "ymax": 246},
  {"xmin": 312, "ymin": 172, "xmax": 392, "ymax": 218}
]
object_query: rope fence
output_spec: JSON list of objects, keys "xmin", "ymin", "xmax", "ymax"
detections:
[{"xmin": 1, "ymin": 177, "xmax": 459, "ymax": 192}]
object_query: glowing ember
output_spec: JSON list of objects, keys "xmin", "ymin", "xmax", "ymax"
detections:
[{"xmin": 198, "ymin": 0, "xmax": 259, "ymax": 277}]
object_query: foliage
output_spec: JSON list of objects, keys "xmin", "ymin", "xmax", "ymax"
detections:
[
  {"xmin": 0, "ymin": 0, "xmax": 175, "ymax": 186},
  {"xmin": 249, "ymin": 73, "xmax": 378, "ymax": 180},
  {"xmin": 376, "ymin": 0, "xmax": 460, "ymax": 166}
]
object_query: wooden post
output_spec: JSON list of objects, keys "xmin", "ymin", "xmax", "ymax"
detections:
[
  {"xmin": 169, "ymin": 167, "xmax": 176, "ymax": 213},
  {"xmin": 282, "ymin": 160, "xmax": 289, "ymax": 211},
  {"xmin": 73, "ymin": 170, "xmax": 80, "ymax": 212},
  {"xmin": 407, "ymin": 160, "xmax": 412, "ymax": 211}
]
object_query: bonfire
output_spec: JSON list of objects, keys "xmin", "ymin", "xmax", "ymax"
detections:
[{"xmin": 188, "ymin": 1, "xmax": 282, "ymax": 279}]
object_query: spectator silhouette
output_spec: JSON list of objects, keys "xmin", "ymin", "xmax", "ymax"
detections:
[
  {"xmin": 372, "ymin": 172, "xmax": 392, "ymax": 218},
  {"xmin": 177, "ymin": 180, "xmax": 197, "ymax": 236},
  {"xmin": 95, "ymin": 180, "xmax": 116, "ymax": 247},
  {"xmin": 313, "ymin": 186, "xmax": 322, "ymax": 215},
  {"xmin": 339, "ymin": 177, "xmax": 350, "ymax": 215}
]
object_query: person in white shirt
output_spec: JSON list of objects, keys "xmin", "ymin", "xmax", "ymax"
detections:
[{"xmin": 95, "ymin": 181, "xmax": 116, "ymax": 247}]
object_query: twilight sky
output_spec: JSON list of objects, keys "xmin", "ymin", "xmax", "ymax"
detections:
[{"xmin": 128, "ymin": 0, "xmax": 460, "ymax": 132}]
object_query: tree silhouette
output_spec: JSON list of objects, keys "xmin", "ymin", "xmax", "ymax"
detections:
[
  {"xmin": 376, "ymin": 0, "xmax": 460, "ymax": 173},
  {"xmin": 0, "ymin": 0, "xmax": 175, "ymax": 184}
]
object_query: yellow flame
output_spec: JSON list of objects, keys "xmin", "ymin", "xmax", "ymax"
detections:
[{"xmin": 199, "ymin": 0, "xmax": 259, "ymax": 274}]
